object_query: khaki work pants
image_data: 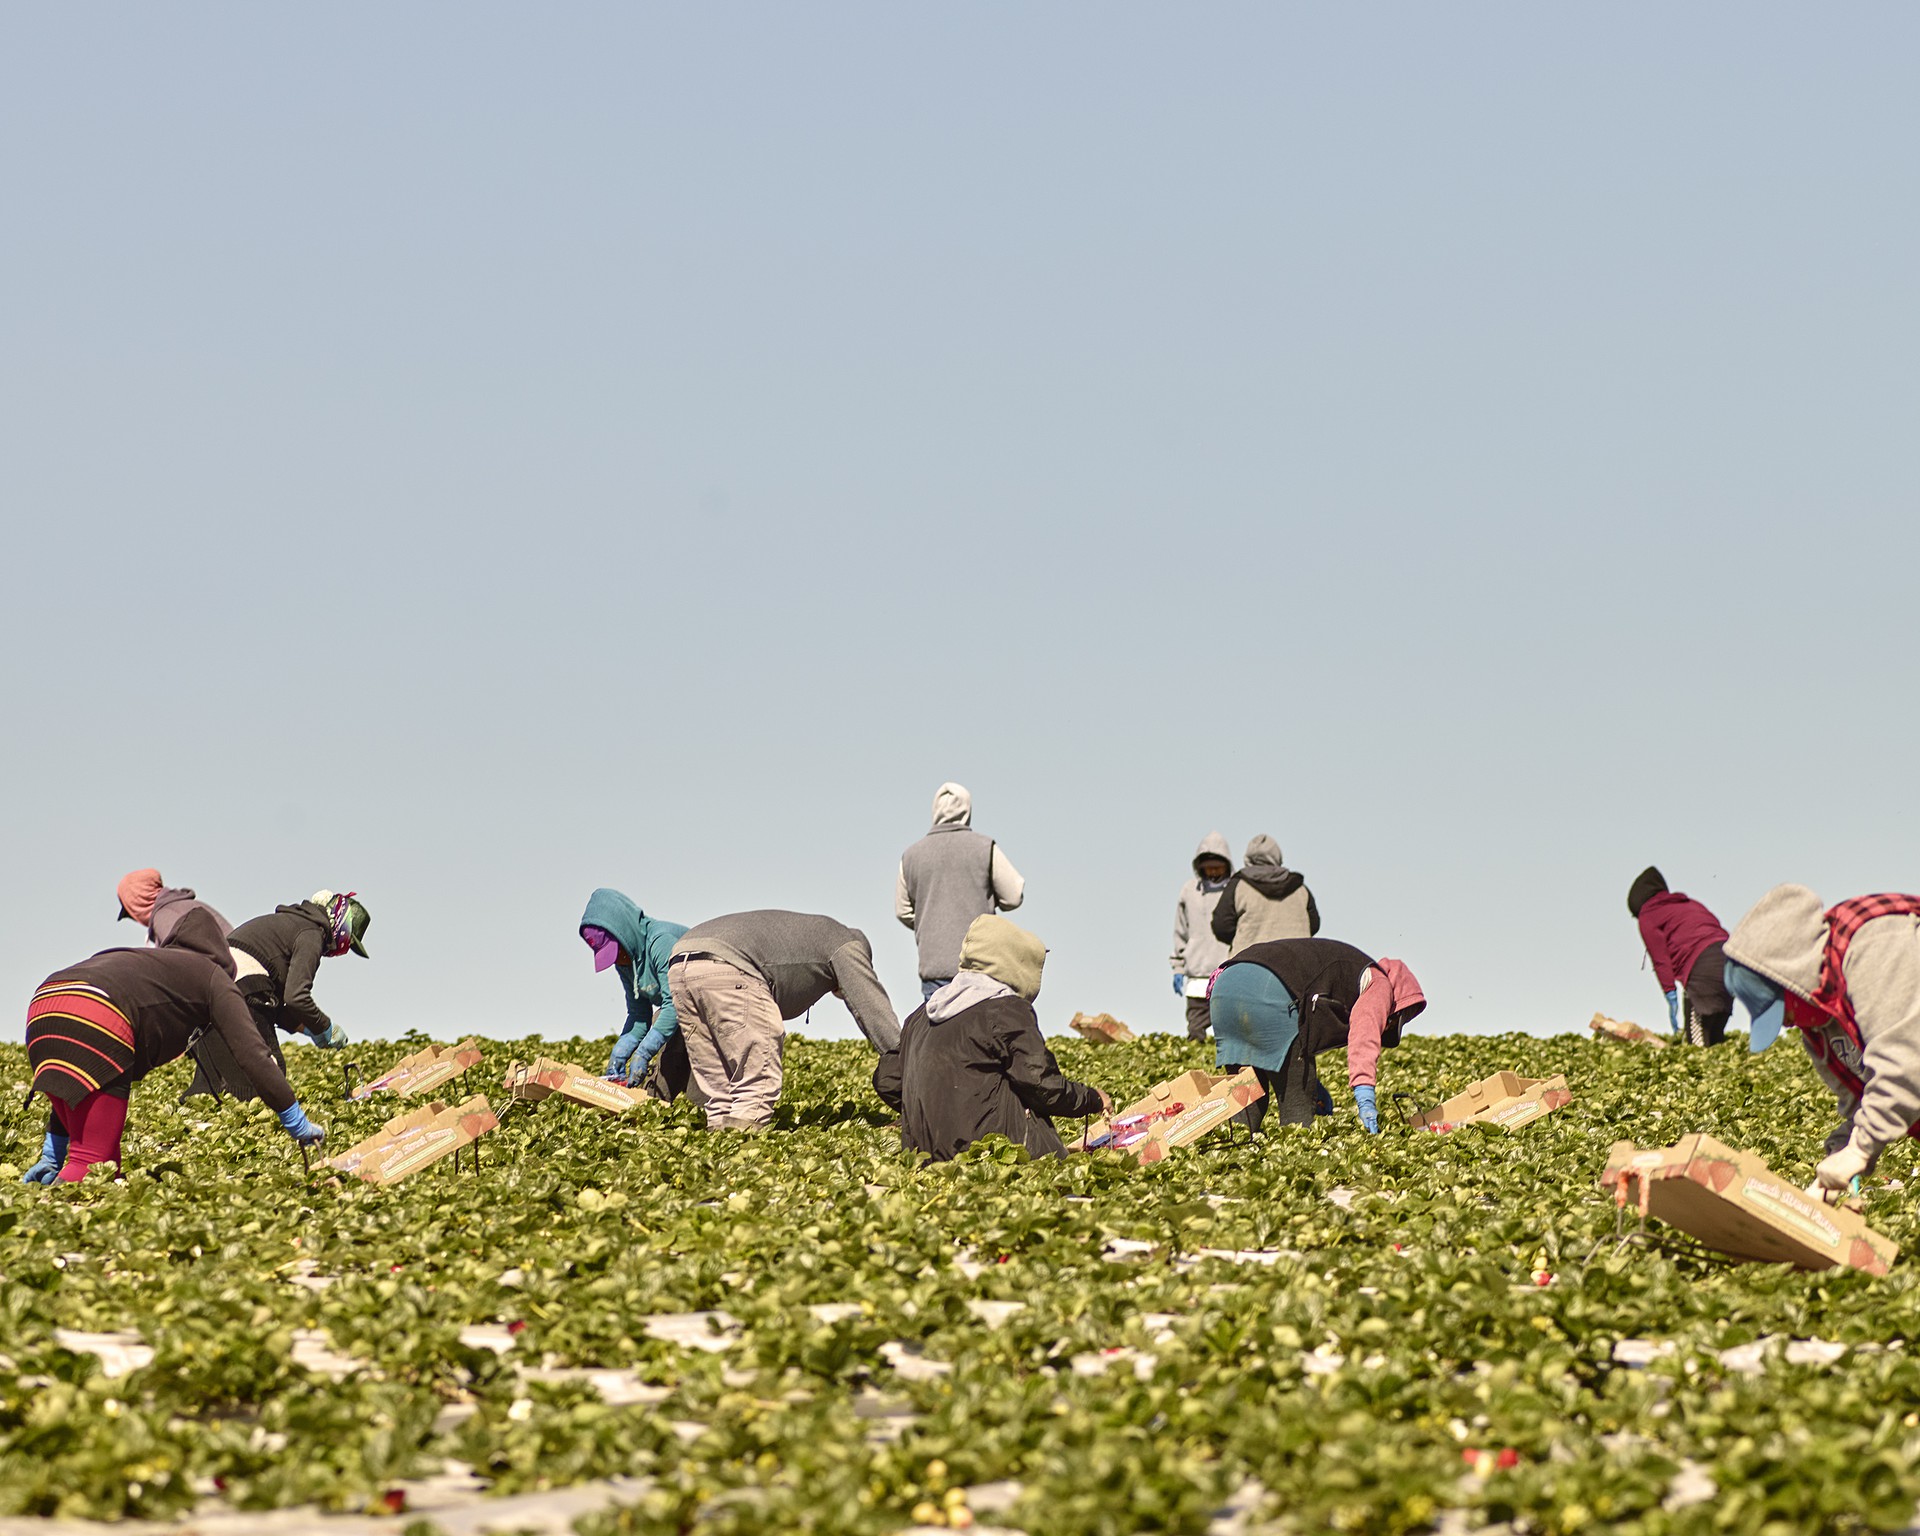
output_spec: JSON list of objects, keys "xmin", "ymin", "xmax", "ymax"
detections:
[{"xmin": 670, "ymin": 956, "xmax": 786, "ymax": 1129}]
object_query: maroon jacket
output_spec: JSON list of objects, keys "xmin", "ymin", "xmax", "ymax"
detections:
[{"xmin": 1637, "ymin": 892, "xmax": 1728, "ymax": 992}]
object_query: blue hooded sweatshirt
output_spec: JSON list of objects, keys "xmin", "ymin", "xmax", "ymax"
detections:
[{"xmin": 581, "ymin": 888, "xmax": 688, "ymax": 1082}]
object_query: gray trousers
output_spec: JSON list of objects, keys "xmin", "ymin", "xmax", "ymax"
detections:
[
  {"xmin": 1184, "ymin": 993, "xmax": 1212, "ymax": 1041},
  {"xmin": 671, "ymin": 957, "xmax": 786, "ymax": 1129}
]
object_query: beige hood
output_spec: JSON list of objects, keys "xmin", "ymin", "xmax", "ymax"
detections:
[
  {"xmin": 931, "ymin": 782, "xmax": 972, "ymax": 828},
  {"xmin": 958, "ymin": 914, "xmax": 1045, "ymax": 1002},
  {"xmin": 1723, "ymin": 884, "xmax": 1827, "ymax": 1001}
]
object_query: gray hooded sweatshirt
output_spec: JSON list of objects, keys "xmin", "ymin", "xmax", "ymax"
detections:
[
  {"xmin": 1725, "ymin": 884, "xmax": 1920, "ymax": 1164},
  {"xmin": 672, "ymin": 910, "xmax": 901, "ymax": 1051},
  {"xmin": 147, "ymin": 887, "xmax": 233, "ymax": 948},
  {"xmin": 1171, "ymin": 831, "xmax": 1234, "ymax": 980},
  {"xmin": 895, "ymin": 783, "xmax": 1026, "ymax": 982}
]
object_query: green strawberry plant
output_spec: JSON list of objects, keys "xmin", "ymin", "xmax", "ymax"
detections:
[{"xmin": 3, "ymin": 1027, "xmax": 1919, "ymax": 1533}]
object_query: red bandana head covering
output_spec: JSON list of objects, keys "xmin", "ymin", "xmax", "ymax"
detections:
[{"xmin": 117, "ymin": 869, "xmax": 164, "ymax": 925}]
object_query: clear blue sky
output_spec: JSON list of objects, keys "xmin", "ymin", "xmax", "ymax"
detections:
[{"xmin": 2, "ymin": 5, "xmax": 1915, "ymax": 1050}]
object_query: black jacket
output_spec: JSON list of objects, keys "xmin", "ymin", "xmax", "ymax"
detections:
[
  {"xmin": 1220, "ymin": 939, "xmax": 1378, "ymax": 1046},
  {"xmin": 872, "ymin": 994, "xmax": 1103, "ymax": 1162},
  {"xmin": 1218, "ymin": 937, "xmax": 1419, "ymax": 1103},
  {"xmin": 227, "ymin": 902, "xmax": 334, "ymax": 1035},
  {"xmin": 39, "ymin": 908, "xmax": 298, "ymax": 1114}
]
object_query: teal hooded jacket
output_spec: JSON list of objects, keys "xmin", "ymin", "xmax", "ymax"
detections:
[{"xmin": 581, "ymin": 888, "xmax": 688, "ymax": 1078}]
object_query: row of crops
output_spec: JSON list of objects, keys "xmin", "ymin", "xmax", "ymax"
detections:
[{"xmin": 3, "ymin": 1029, "xmax": 1919, "ymax": 1534}]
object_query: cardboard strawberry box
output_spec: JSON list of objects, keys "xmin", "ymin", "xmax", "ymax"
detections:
[
  {"xmin": 1601, "ymin": 1133, "xmax": 1898, "ymax": 1275},
  {"xmin": 1068, "ymin": 1012, "xmax": 1137, "ymax": 1043},
  {"xmin": 350, "ymin": 1038, "xmax": 484, "ymax": 1100},
  {"xmin": 1588, "ymin": 1012, "xmax": 1669, "ymax": 1048},
  {"xmin": 504, "ymin": 1057, "xmax": 650, "ymax": 1115},
  {"xmin": 1408, "ymin": 1070, "xmax": 1572, "ymax": 1133},
  {"xmin": 329, "ymin": 1095, "xmax": 498, "ymax": 1186},
  {"xmin": 1074, "ymin": 1067, "xmax": 1265, "ymax": 1163}
]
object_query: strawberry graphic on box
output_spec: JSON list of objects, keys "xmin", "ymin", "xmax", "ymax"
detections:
[{"xmin": 1601, "ymin": 1134, "xmax": 1899, "ymax": 1274}]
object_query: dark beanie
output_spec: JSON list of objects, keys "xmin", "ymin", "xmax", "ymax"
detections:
[{"xmin": 1627, "ymin": 866, "xmax": 1668, "ymax": 917}]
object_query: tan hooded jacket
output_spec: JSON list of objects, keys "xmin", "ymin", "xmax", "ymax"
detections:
[
  {"xmin": 1725, "ymin": 884, "xmax": 1920, "ymax": 1162},
  {"xmin": 1211, "ymin": 835, "xmax": 1320, "ymax": 955}
]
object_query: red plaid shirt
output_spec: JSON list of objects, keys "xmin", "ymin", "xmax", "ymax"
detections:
[{"xmin": 1786, "ymin": 894, "xmax": 1920, "ymax": 1129}]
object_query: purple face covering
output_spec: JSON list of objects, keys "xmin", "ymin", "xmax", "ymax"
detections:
[{"xmin": 580, "ymin": 925, "xmax": 621, "ymax": 972}]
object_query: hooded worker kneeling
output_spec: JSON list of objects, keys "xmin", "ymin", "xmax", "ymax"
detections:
[
  {"xmin": 1206, "ymin": 939, "xmax": 1426, "ymax": 1134},
  {"xmin": 873, "ymin": 915, "xmax": 1110, "ymax": 1161}
]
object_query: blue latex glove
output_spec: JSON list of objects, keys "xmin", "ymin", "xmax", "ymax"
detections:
[
  {"xmin": 624, "ymin": 1022, "xmax": 674, "ymax": 1087},
  {"xmin": 607, "ymin": 1021, "xmax": 648, "ymax": 1080},
  {"xmin": 22, "ymin": 1131, "xmax": 68, "ymax": 1185},
  {"xmin": 276, "ymin": 1102, "xmax": 326, "ymax": 1147},
  {"xmin": 1665, "ymin": 990, "xmax": 1681, "ymax": 1033},
  {"xmin": 625, "ymin": 1046, "xmax": 660, "ymax": 1088},
  {"xmin": 1172, "ymin": 975, "xmax": 1185, "ymax": 997},
  {"xmin": 1312, "ymin": 1081, "xmax": 1334, "ymax": 1117},
  {"xmin": 312, "ymin": 1023, "xmax": 348, "ymax": 1050},
  {"xmin": 1353, "ymin": 1085, "xmax": 1379, "ymax": 1134}
]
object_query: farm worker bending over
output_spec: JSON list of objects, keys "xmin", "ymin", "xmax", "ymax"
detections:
[
  {"xmin": 1724, "ymin": 885, "xmax": 1920, "ymax": 1202},
  {"xmin": 20, "ymin": 908, "xmax": 325, "ymax": 1184},
  {"xmin": 1210, "ymin": 835, "xmax": 1320, "ymax": 956},
  {"xmin": 1171, "ymin": 832, "xmax": 1234, "ymax": 1040},
  {"xmin": 115, "ymin": 868, "xmax": 232, "ymax": 946},
  {"xmin": 579, "ymin": 888, "xmax": 689, "ymax": 1091},
  {"xmin": 183, "ymin": 890, "xmax": 370, "ymax": 1103},
  {"xmin": 897, "ymin": 782, "xmax": 1025, "ymax": 1002},
  {"xmin": 1208, "ymin": 938, "xmax": 1426, "ymax": 1134},
  {"xmin": 669, "ymin": 911, "xmax": 901, "ymax": 1131},
  {"xmin": 873, "ymin": 915, "xmax": 1109, "ymax": 1162},
  {"xmin": 1628, "ymin": 866, "xmax": 1733, "ymax": 1046}
]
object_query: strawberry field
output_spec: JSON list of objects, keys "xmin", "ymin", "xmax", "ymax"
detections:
[{"xmin": 5, "ymin": 1030, "xmax": 1920, "ymax": 1536}]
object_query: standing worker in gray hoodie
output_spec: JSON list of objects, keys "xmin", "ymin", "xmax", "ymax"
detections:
[
  {"xmin": 669, "ymin": 910, "xmax": 902, "ymax": 1131},
  {"xmin": 896, "ymin": 783, "xmax": 1026, "ymax": 1001},
  {"xmin": 1171, "ymin": 833, "xmax": 1234, "ymax": 1040},
  {"xmin": 1723, "ymin": 884, "xmax": 1920, "ymax": 1201},
  {"xmin": 1211, "ymin": 835, "xmax": 1321, "ymax": 955}
]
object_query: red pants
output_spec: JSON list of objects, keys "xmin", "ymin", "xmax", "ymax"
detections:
[{"xmin": 49, "ymin": 1090, "xmax": 130, "ymax": 1182}]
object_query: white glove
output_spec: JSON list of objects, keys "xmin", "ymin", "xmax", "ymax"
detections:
[{"xmin": 1814, "ymin": 1143, "xmax": 1871, "ymax": 1203}]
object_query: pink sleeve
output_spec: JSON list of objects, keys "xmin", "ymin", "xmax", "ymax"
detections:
[{"xmin": 1345, "ymin": 968, "xmax": 1390, "ymax": 1089}]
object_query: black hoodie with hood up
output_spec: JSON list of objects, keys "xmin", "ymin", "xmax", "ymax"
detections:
[
  {"xmin": 872, "ymin": 916, "xmax": 1102, "ymax": 1161},
  {"xmin": 36, "ymin": 908, "xmax": 298, "ymax": 1112},
  {"xmin": 227, "ymin": 901, "xmax": 338, "ymax": 1037}
]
